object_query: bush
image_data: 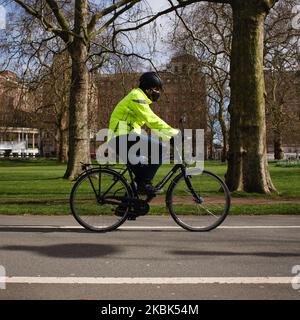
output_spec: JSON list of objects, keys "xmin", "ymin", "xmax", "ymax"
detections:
[{"xmin": 275, "ymin": 160, "xmax": 300, "ymax": 168}]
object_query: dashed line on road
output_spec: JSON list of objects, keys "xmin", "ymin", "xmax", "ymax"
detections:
[{"xmin": 3, "ymin": 276, "xmax": 293, "ymax": 285}]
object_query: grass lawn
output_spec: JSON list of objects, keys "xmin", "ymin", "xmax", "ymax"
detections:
[{"xmin": 0, "ymin": 158, "xmax": 299, "ymax": 215}]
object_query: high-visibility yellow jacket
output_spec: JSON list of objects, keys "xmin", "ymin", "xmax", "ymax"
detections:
[{"xmin": 108, "ymin": 88, "xmax": 179, "ymax": 140}]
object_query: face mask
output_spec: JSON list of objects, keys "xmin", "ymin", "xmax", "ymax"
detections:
[{"xmin": 151, "ymin": 90, "xmax": 160, "ymax": 102}]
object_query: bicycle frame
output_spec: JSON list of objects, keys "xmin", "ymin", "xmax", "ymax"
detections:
[
  {"xmin": 113, "ymin": 163, "xmax": 186, "ymax": 198},
  {"xmin": 154, "ymin": 164, "xmax": 185, "ymax": 190},
  {"xmin": 80, "ymin": 161, "xmax": 201, "ymax": 205}
]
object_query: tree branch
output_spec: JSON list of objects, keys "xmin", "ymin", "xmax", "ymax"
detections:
[
  {"xmin": 169, "ymin": 0, "xmax": 227, "ymax": 57},
  {"xmin": 45, "ymin": 0, "xmax": 70, "ymax": 31},
  {"xmin": 178, "ymin": 0, "xmax": 230, "ymax": 4},
  {"xmin": 87, "ymin": 0, "xmax": 141, "ymax": 36},
  {"xmin": 13, "ymin": 0, "xmax": 76, "ymax": 43},
  {"xmin": 111, "ymin": 0, "xmax": 231, "ymax": 44},
  {"xmin": 88, "ymin": 0, "xmax": 139, "ymax": 40},
  {"xmin": 13, "ymin": 0, "xmax": 60, "ymax": 34}
]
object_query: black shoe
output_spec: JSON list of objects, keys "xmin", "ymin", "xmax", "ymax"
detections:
[{"xmin": 136, "ymin": 183, "xmax": 163, "ymax": 195}]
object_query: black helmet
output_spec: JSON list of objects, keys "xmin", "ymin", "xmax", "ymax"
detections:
[{"xmin": 139, "ymin": 72, "xmax": 163, "ymax": 90}]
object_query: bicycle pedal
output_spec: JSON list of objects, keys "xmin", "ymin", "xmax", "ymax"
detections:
[{"xmin": 126, "ymin": 209, "xmax": 148, "ymax": 220}]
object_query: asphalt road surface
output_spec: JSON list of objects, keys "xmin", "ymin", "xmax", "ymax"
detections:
[{"xmin": 0, "ymin": 215, "xmax": 299, "ymax": 300}]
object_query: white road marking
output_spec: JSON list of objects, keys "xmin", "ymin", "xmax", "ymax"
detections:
[
  {"xmin": 221, "ymin": 226, "xmax": 300, "ymax": 229},
  {"xmin": 4, "ymin": 276, "xmax": 293, "ymax": 285},
  {"xmin": 121, "ymin": 225, "xmax": 300, "ymax": 229},
  {"xmin": 1, "ymin": 225, "xmax": 300, "ymax": 230}
]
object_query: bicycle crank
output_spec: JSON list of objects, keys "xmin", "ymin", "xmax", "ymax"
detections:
[{"xmin": 112, "ymin": 197, "xmax": 150, "ymax": 218}]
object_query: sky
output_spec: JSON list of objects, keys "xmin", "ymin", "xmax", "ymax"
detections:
[
  {"xmin": 0, "ymin": 0, "xmax": 178, "ymax": 71},
  {"xmin": 149, "ymin": 0, "xmax": 171, "ymax": 12},
  {"xmin": 0, "ymin": 5, "xmax": 5, "ymax": 30},
  {"xmin": 95, "ymin": 0, "xmax": 177, "ymax": 68},
  {"xmin": 142, "ymin": 0, "xmax": 177, "ymax": 67}
]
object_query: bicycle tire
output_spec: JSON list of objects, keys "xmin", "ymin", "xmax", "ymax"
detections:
[
  {"xmin": 166, "ymin": 170, "xmax": 230, "ymax": 231},
  {"xmin": 70, "ymin": 168, "xmax": 132, "ymax": 232}
]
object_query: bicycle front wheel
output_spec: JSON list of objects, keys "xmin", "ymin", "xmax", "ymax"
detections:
[
  {"xmin": 166, "ymin": 170, "xmax": 230, "ymax": 231},
  {"xmin": 70, "ymin": 168, "xmax": 131, "ymax": 232}
]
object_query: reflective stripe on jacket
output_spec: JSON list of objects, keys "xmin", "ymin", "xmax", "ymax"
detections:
[{"xmin": 108, "ymin": 88, "xmax": 179, "ymax": 140}]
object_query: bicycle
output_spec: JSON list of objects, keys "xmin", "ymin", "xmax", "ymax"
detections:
[{"xmin": 70, "ymin": 157, "xmax": 231, "ymax": 232}]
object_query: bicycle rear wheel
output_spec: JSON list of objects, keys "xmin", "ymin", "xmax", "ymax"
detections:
[
  {"xmin": 166, "ymin": 170, "xmax": 230, "ymax": 231},
  {"xmin": 70, "ymin": 168, "xmax": 131, "ymax": 232}
]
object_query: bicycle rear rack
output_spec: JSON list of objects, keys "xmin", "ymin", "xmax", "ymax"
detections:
[{"xmin": 80, "ymin": 162, "xmax": 127, "ymax": 171}]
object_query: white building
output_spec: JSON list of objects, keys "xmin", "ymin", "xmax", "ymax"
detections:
[{"xmin": 0, "ymin": 127, "xmax": 39, "ymax": 157}]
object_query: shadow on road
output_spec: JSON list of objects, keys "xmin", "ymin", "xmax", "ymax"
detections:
[
  {"xmin": 0, "ymin": 226, "xmax": 183, "ymax": 233},
  {"xmin": 0, "ymin": 243, "xmax": 122, "ymax": 258},
  {"xmin": 168, "ymin": 250, "xmax": 300, "ymax": 258},
  {"xmin": 0, "ymin": 227, "xmax": 91, "ymax": 233}
]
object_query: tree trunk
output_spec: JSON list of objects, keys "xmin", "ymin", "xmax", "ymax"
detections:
[
  {"xmin": 208, "ymin": 126, "xmax": 214, "ymax": 160},
  {"xmin": 64, "ymin": 0, "xmax": 90, "ymax": 180},
  {"xmin": 273, "ymin": 102, "xmax": 284, "ymax": 160},
  {"xmin": 218, "ymin": 97, "xmax": 227, "ymax": 162},
  {"xmin": 57, "ymin": 127, "xmax": 68, "ymax": 163},
  {"xmin": 56, "ymin": 106, "xmax": 69, "ymax": 163},
  {"xmin": 226, "ymin": 100, "xmax": 243, "ymax": 190},
  {"xmin": 273, "ymin": 130, "xmax": 284, "ymax": 160},
  {"xmin": 221, "ymin": 134, "xmax": 227, "ymax": 162},
  {"xmin": 225, "ymin": 1, "xmax": 276, "ymax": 193}
]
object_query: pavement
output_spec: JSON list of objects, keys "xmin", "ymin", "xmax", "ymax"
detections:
[{"xmin": 0, "ymin": 214, "xmax": 299, "ymax": 300}]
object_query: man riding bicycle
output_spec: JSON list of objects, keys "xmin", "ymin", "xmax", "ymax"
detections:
[{"xmin": 108, "ymin": 72, "xmax": 179, "ymax": 195}]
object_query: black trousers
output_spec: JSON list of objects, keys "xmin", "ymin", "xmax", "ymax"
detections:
[{"xmin": 112, "ymin": 134, "xmax": 165, "ymax": 185}]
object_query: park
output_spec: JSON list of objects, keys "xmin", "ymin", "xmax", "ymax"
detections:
[{"xmin": 0, "ymin": 0, "xmax": 299, "ymax": 306}]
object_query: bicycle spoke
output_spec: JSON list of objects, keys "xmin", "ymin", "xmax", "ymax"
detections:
[
  {"xmin": 101, "ymin": 177, "xmax": 121, "ymax": 198},
  {"xmin": 70, "ymin": 168, "xmax": 131, "ymax": 232},
  {"xmin": 167, "ymin": 170, "xmax": 230, "ymax": 231},
  {"xmin": 98, "ymin": 169, "xmax": 101, "ymax": 198},
  {"xmin": 87, "ymin": 175, "xmax": 98, "ymax": 199},
  {"xmin": 199, "ymin": 204, "xmax": 218, "ymax": 218},
  {"xmin": 195, "ymin": 203, "xmax": 202, "ymax": 215}
]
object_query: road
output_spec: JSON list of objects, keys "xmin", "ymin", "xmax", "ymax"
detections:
[{"xmin": 0, "ymin": 215, "xmax": 299, "ymax": 300}]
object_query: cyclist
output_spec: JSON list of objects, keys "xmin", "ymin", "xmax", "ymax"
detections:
[{"xmin": 108, "ymin": 72, "xmax": 179, "ymax": 195}]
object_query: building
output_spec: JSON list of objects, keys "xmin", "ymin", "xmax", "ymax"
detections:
[
  {"xmin": 0, "ymin": 70, "xmax": 40, "ymax": 157},
  {"xmin": 0, "ymin": 66, "xmax": 99, "ymax": 159},
  {"xmin": 1, "ymin": 55, "xmax": 298, "ymax": 161},
  {"xmin": 96, "ymin": 54, "xmax": 208, "ymax": 156}
]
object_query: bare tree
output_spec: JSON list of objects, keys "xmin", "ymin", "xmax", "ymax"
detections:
[
  {"xmin": 2, "ymin": 0, "xmax": 283, "ymax": 193},
  {"xmin": 264, "ymin": 0, "xmax": 299, "ymax": 160},
  {"xmin": 30, "ymin": 52, "xmax": 71, "ymax": 162},
  {"xmin": 168, "ymin": 2, "xmax": 231, "ymax": 162},
  {"xmin": 3, "ymin": 0, "xmax": 142, "ymax": 179},
  {"xmin": 166, "ymin": 0, "xmax": 279, "ymax": 193}
]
